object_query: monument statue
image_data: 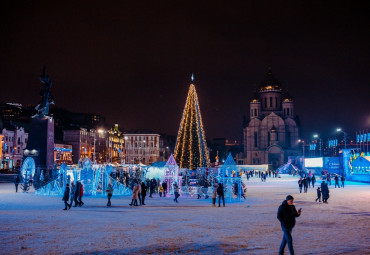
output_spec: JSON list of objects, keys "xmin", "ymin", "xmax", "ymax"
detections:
[
  {"xmin": 25, "ymin": 66, "xmax": 56, "ymax": 178},
  {"xmin": 34, "ymin": 66, "xmax": 54, "ymax": 118}
]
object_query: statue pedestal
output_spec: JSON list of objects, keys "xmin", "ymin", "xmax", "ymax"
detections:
[{"xmin": 26, "ymin": 117, "xmax": 54, "ymax": 171}]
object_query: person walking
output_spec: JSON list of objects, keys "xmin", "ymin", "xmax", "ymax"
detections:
[
  {"xmin": 159, "ymin": 185, "xmax": 164, "ymax": 197},
  {"xmin": 106, "ymin": 183, "xmax": 113, "ymax": 206},
  {"xmin": 277, "ymin": 195, "xmax": 301, "ymax": 255},
  {"xmin": 129, "ymin": 181, "xmax": 139, "ymax": 206},
  {"xmin": 315, "ymin": 187, "xmax": 321, "ymax": 202},
  {"xmin": 321, "ymin": 181, "xmax": 330, "ymax": 203},
  {"xmin": 307, "ymin": 176, "xmax": 311, "ymax": 188},
  {"xmin": 130, "ymin": 181, "xmax": 139, "ymax": 206},
  {"xmin": 212, "ymin": 183, "xmax": 218, "ymax": 207},
  {"xmin": 303, "ymin": 177, "xmax": 308, "ymax": 193},
  {"xmin": 14, "ymin": 175, "xmax": 20, "ymax": 192},
  {"xmin": 78, "ymin": 181, "xmax": 84, "ymax": 206},
  {"xmin": 327, "ymin": 173, "xmax": 332, "ymax": 186},
  {"xmin": 334, "ymin": 174, "xmax": 340, "ymax": 188},
  {"xmin": 70, "ymin": 182, "xmax": 76, "ymax": 205},
  {"xmin": 217, "ymin": 183, "xmax": 225, "ymax": 207},
  {"xmin": 62, "ymin": 184, "xmax": 71, "ymax": 210},
  {"xmin": 341, "ymin": 175, "xmax": 345, "ymax": 188},
  {"xmin": 149, "ymin": 179, "xmax": 155, "ymax": 198},
  {"xmin": 311, "ymin": 175, "xmax": 316, "ymax": 188},
  {"xmin": 298, "ymin": 178, "xmax": 303, "ymax": 193},
  {"xmin": 141, "ymin": 181, "xmax": 147, "ymax": 205},
  {"xmin": 162, "ymin": 182, "xmax": 167, "ymax": 197},
  {"xmin": 73, "ymin": 181, "xmax": 80, "ymax": 207},
  {"xmin": 173, "ymin": 183, "xmax": 180, "ymax": 203},
  {"xmin": 137, "ymin": 180, "xmax": 142, "ymax": 205}
]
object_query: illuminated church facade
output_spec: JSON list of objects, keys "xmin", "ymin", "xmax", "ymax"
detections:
[{"xmin": 243, "ymin": 69, "xmax": 300, "ymax": 169}]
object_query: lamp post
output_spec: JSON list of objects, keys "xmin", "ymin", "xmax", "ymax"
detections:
[
  {"xmin": 93, "ymin": 129, "xmax": 105, "ymax": 163},
  {"xmin": 298, "ymin": 139, "xmax": 305, "ymax": 158},
  {"xmin": 313, "ymin": 134, "xmax": 322, "ymax": 157},
  {"xmin": 124, "ymin": 136, "xmax": 128, "ymax": 164},
  {"xmin": 336, "ymin": 128, "xmax": 347, "ymax": 149}
]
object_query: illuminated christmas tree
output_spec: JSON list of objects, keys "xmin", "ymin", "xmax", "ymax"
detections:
[{"xmin": 174, "ymin": 75, "xmax": 210, "ymax": 169}]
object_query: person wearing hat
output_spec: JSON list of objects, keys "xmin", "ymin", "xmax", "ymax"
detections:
[{"xmin": 277, "ymin": 195, "xmax": 301, "ymax": 255}]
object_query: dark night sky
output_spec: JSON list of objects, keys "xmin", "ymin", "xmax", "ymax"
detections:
[{"xmin": 1, "ymin": 1, "xmax": 369, "ymax": 141}]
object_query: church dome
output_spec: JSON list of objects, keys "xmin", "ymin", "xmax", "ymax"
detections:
[
  {"xmin": 260, "ymin": 68, "xmax": 282, "ymax": 92},
  {"xmin": 250, "ymin": 88, "xmax": 260, "ymax": 102},
  {"xmin": 282, "ymin": 90, "xmax": 293, "ymax": 102}
]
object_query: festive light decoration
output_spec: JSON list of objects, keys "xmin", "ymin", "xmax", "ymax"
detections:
[{"xmin": 174, "ymin": 76, "xmax": 210, "ymax": 169}]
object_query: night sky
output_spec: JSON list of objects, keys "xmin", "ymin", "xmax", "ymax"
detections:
[{"xmin": 1, "ymin": 1, "xmax": 369, "ymax": 142}]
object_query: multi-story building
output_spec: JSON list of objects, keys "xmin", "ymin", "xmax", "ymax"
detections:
[
  {"xmin": 123, "ymin": 133, "xmax": 160, "ymax": 165},
  {"xmin": 63, "ymin": 128, "xmax": 94, "ymax": 164},
  {"xmin": 63, "ymin": 125, "xmax": 125, "ymax": 164},
  {"xmin": 105, "ymin": 125, "xmax": 125, "ymax": 164},
  {"xmin": 1, "ymin": 127, "xmax": 28, "ymax": 170},
  {"xmin": 243, "ymin": 69, "xmax": 300, "ymax": 169}
]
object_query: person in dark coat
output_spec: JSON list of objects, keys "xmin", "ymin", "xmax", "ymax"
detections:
[
  {"xmin": 73, "ymin": 181, "xmax": 81, "ymax": 207},
  {"xmin": 298, "ymin": 178, "xmax": 303, "ymax": 193},
  {"xmin": 327, "ymin": 173, "xmax": 331, "ymax": 186},
  {"xmin": 307, "ymin": 176, "xmax": 311, "ymax": 188},
  {"xmin": 149, "ymin": 179, "xmax": 155, "ymax": 198},
  {"xmin": 141, "ymin": 181, "xmax": 147, "ymax": 205},
  {"xmin": 341, "ymin": 175, "xmax": 345, "ymax": 188},
  {"xmin": 70, "ymin": 182, "xmax": 75, "ymax": 207},
  {"xmin": 106, "ymin": 183, "xmax": 113, "ymax": 206},
  {"xmin": 62, "ymin": 184, "xmax": 71, "ymax": 210},
  {"xmin": 217, "ymin": 183, "xmax": 225, "ymax": 207},
  {"xmin": 14, "ymin": 175, "xmax": 20, "ymax": 192},
  {"xmin": 162, "ymin": 182, "xmax": 167, "ymax": 197},
  {"xmin": 334, "ymin": 174, "xmax": 340, "ymax": 188},
  {"xmin": 321, "ymin": 181, "xmax": 330, "ymax": 203},
  {"xmin": 315, "ymin": 187, "xmax": 321, "ymax": 202},
  {"xmin": 311, "ymin": 175, "xmax": 316, "ymax": 188},
  {"xmin": 303, "ymin": 177, "xmax": 308, "ymax": 193},
  {"xmin": 277, "ymin": 195, "xmax": 301, "ymax": 255}
]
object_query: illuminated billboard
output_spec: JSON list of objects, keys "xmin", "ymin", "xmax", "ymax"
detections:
[{"xmin": 304, "ymin": 157, "xmax": 323, "ymax": 168}]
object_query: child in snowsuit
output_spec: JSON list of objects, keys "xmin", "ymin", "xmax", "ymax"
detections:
[
  {"xmin": 315, "ymin": 187, "xmax": 321, "ymax": 202},
  {"xmin": 159, "ymin": 185, "xmax": 164, "ymax": 197}
]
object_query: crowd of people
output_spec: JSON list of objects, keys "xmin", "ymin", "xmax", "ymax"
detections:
[
  {"xmin": 297, "ymin": 172, "xmax": 345, "ymax": 204},
  {"xmin": 62, "ymin": 180, "xmax": 84, "ymax": 210}
]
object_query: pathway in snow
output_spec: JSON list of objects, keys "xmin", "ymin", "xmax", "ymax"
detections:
[{"xmin": 1, "ymin": 175, "xmax": 370, "ymax": 254}]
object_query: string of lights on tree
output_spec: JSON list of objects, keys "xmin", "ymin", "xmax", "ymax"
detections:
[{"xmin": 174, "ymin": 75, "xmax": 210, "ymax": 170}]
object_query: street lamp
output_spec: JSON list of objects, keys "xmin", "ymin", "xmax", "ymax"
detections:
[
  {"xmin": 124, "ymin": 136, "xmax": 128, "ymax": 164},
  {"xmin": 298, "ymin": 139, "xmax": 305, "ymax": 158},
  {"xmin": 336, "ymin": 128, "xmax": 347, "ymax": 149},
  {"xmin": 313, "ymin": 134, "xmax": 322, "ymax": 157},
  {"xmin": 94, "ymin": 129, "xmax": 105, "ymax": 163}
]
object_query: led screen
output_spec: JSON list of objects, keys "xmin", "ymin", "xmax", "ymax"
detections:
[{"xmin": 304, "ymin": 157, "xmax": 323, "ymax": 167}]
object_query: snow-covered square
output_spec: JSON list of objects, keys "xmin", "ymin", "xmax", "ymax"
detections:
[{"xmin": 1, "ymin": 175, "xmax": 370, "ymax": 254}]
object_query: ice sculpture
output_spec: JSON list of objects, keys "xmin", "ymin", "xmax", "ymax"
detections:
[{"xmin": 36, "ymin": 163, "xmax": 135, "ymax": 197}]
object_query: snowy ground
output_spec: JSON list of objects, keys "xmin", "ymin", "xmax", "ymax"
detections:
[{"xmin": 1, "ymin": 175, "xmax": 370, "ymax": 255}]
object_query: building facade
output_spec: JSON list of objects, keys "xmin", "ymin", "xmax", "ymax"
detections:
[
  {"xmin": 123, "ymin": 133, "xmax": 160, "ymax": 165},
  {"xmin": 63, "ymin": 125, "xmax": 125, "ymax": 164},
  {"xmin": 244, "ymin": 69, "xmax": 300, "ymax": 169},
  {"xmin": 1, "ymin": 127, "xmax": 28, "ymax": 170}
]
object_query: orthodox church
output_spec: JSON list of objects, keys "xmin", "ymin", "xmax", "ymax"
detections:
[{"xmin": 243, "ymin": 69, "xmax": 300, "ymax": 169}]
